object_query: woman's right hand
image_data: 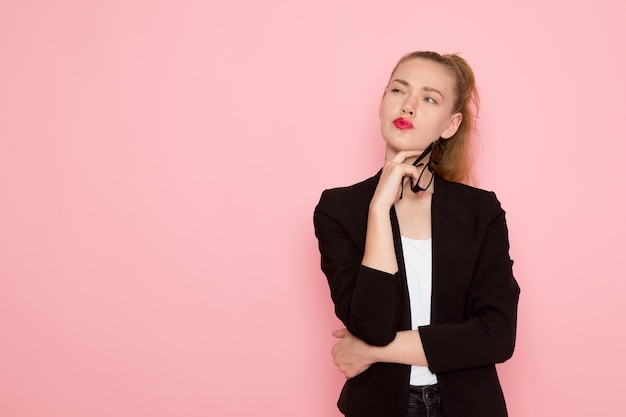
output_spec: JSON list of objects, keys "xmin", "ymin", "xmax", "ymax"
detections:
[
  {"xmin": 362, "ymin": 151, "xmax": 424, "ymax": 273},
  {"xmin": 370, "ymin": 150, "xmax": 423, "ymax": 210}
]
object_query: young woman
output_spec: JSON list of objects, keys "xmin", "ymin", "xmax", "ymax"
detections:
[{"xmin": 313, "ymin": 51, "xmax": 520, "ymax": 417}]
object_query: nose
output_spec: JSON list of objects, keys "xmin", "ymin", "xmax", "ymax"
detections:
[{"xmin": 401, "ymin": 98, "xmax": 415, "ymax": 116}]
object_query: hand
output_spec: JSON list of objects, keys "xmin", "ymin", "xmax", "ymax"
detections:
[
  {"xmin": 331, "ymin": 328, "xmax": 375, "ymax": 379},
  {"xmin": 370, "ymin": 150, "xmax": 424, "ymax": 210}
]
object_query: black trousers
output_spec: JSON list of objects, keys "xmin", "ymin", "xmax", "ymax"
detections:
[{"xmin": 405, "ymin": 384, "xmax": 445, "ymax": 417}]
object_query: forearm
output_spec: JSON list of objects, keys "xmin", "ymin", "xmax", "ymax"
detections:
[
  {"xmin": 362, "ymin": 204, "xmax": 398, "ymax": 274},
  {"xmin": 419, "ymin": 293, "xmax": 519, "ymax": 373},
  {"xmin": 371, "ymin": 330, "xmax": 428, "ymax": 367},
  {"xmin": 314, "ymin": 196, "xmax": 402, "ymax": 346},
  {"xmin": 331, "ymin": 328, "xmax": 428, "ymax": 379}
]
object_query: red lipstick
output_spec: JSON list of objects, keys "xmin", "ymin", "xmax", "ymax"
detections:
[{"xmin": 393, "ymin": 118, "xmax": 413, "ymax": 130}]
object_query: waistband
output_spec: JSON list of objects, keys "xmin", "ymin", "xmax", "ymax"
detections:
[
  {"xmin": 407, "ymin": 383, "xmax": 443, "ymax": 414},
  {"xmin": 408, "ymin": 384, "xmax": 440, "ymax": 401}
]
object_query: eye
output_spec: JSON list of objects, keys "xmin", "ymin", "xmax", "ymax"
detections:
[
  {"xmin": 424, "ymin": 97, "xmax": 437, "ymax": 104},
  {"xmin": 390, "ymin": 88, "xmax": 404, "ymax": 94}
]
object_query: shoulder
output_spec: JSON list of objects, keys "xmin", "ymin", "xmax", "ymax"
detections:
[
  {"xmin": 315, "ymin": 172, "xmax": 380, "ymax": 216},
  {"xmin": 435, "ymin": 175, "xmax": 505, "ymax": 218}
]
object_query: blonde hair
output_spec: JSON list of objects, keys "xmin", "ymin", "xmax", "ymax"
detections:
[{"xmin": 391, "ymin": 51, "xmax": 479, "ymax": 184}]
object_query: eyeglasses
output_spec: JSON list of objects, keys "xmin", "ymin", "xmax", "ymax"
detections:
[
  {"xmin": 411, "ymin": 163, "xmax": 435, "ymax": 192},
  {"xmin": 410, "ymin": 140, "xmax": 444, "ymax": 193}
]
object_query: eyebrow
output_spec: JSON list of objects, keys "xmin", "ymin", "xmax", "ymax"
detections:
[
  {"xmin": 390, "ymin": 79, "xmax": 445, "ymax": 99},
  {"xmin": 422, "ymin": 86, "xmax": 444, "ymax": 99}
]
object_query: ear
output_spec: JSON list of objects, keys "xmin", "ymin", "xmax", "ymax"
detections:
[{"xmin": 441, "ymin": 112, "xmax": 462, "ymax": 139}]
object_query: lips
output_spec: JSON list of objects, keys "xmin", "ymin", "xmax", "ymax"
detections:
[{"xmin": 393, "ymin": 118, "xmax": 413, "ymax": 130}]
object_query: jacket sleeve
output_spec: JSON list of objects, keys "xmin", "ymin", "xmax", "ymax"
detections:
[
  {"xmin": 419, "ymin": 192, "xmax": 520, "ymax": 374},
  {"xmin": 313, "ymin": 189, "xmax": 403, "ymax": 346}
]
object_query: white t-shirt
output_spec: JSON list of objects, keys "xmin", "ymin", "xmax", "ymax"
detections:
[{"xmin": 401, "ymin": 236, "xmax": 438, "ymax": 386}]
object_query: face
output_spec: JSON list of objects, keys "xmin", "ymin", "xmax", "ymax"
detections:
[{"xmin": 379, "ymin": 58, "xmax": 462, "ymax": 159}]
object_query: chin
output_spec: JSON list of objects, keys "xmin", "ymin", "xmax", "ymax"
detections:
[{"xmin": 385, "ymin": 139, "xmax": 421, "ymax": 153}]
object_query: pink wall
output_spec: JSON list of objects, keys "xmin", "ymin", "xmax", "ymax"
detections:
[{"xmin": 1, "ymin": 0, "xmax": 625, "ymax": 416}]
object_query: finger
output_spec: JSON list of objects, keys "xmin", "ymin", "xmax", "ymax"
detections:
[
  {"xmin": 382, "ymin": 159, "xmax": 421, "ymax": 180},
  {"xmin": 388, "ymin": 165, "xmax": 420, "ymax": 189}
]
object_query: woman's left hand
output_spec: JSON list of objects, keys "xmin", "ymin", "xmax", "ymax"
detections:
[{"xmin": 331, "ymin": 328, "xmax": 376, "ymax": 379}]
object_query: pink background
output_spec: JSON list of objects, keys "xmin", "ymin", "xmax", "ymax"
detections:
[{"xmin": 1, "ymin": 0, "xmax": 625, "ymax": 416}]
